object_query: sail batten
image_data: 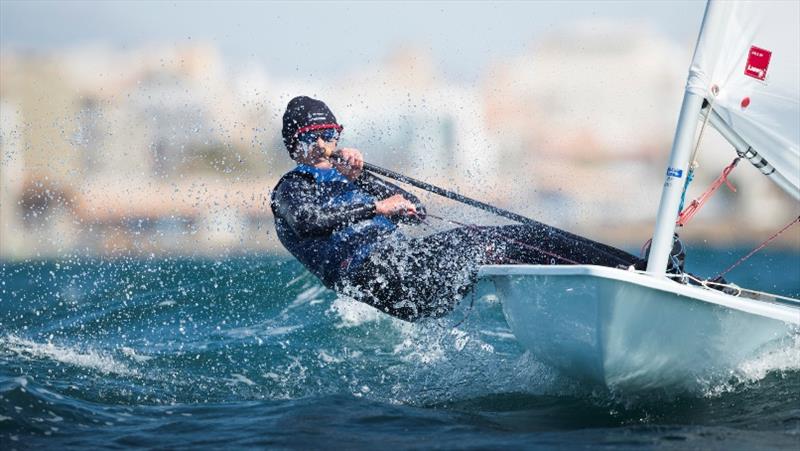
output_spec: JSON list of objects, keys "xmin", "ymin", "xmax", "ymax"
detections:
[{"xmin": 687, "ymin": 0, "xmax": 800, "ymax": 200}]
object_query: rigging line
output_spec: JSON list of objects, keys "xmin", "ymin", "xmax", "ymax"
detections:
[
  {"xmin": 679, "ymin": 87, "xmax": 719, "ymax": 214},
  {"xmin": 715, "ymin": 215, "xmax": 800, "ymax": 279},
  {"xmin": 689, "ymin": 86, "xmax": 719, "ymax": 166},
  {"xmin": 652, "ymin": 270, "xmax": 800, "ymax": 304},
  {"xmin": 676, "ymin": 156, "xmax": 740, "ymax": 227},
  {"xmin": 677, "ymin": 170, "xmax": 696, "ymax": 216},
  {"xmin": 658, "ymin": 271, "xmax": 743, "ymax": 297},
  {"xmin": 500, "ymin": 233, "xmax": 583, "ymax": 265}
]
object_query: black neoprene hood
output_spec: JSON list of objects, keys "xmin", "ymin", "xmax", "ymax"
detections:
[{"xmin": 281, "ymin": 96, "xmax": 341, "ymax": 156}]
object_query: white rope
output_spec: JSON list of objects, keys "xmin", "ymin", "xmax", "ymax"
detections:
[
  {"xmin": 626, "ymin": 268, "xmax": 800, "ymax": 305},
  {"xmin": 678, "ymin": 86, "xmax": 720, "ymax": 216},
  {"xmin": 688, "ymin": 85, "xmax": 720, "ymax": 170}
]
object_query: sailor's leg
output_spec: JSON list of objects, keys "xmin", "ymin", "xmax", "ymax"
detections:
[
  {"xmin": 482, "ymin": 224, "xmax": 642, "ymax": 268},
  {"xmin": 642, "ymin": 233, "xmax": 686, "ymax": 273},
  {"xmin": 340, "ymin": 227, "xmax": 495, "ymax": 321}
]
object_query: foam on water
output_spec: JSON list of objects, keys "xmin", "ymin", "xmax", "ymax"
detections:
[
  {"xmin": 224, "ymin": 323, "xmax": 302, "ymax": 339},
  {"xmin": 119, "ymin": 346, "xmax": 152, "ymax": 363},
  {"xmin": 737, "ymin": 334, "xmax": 800, "ymax": 380},
  {"xmin": 227, "ymin": 373, "xmax": 257, "ymax": 386},
  {"xmin": 287, "ymin": 285, "xmax": 328, "ymax": 309},
  {"xmin": 328, "ymin": 295, "xmax": 389, "ymax": 327},
  {"xmin": 0, "ymin": 335, "xmax": 138, "ymax": 377},
  {"xmin": 701, "ymin": 333, "xmax": 800, "ymax": 397}
]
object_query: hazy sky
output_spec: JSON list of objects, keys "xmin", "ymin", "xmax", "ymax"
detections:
[{"xmin": 1, "ymin": 0, "xmax": 708, "ymax": 81}]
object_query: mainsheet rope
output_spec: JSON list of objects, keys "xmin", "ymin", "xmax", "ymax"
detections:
[{"xmin": 676, "ymin": 157, "xmax": 740, "ymax": 226}]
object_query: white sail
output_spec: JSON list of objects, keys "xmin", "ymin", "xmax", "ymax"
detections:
[{"xmin": 687, "ymin": 0, "xmax": 800, "ymax": 199}]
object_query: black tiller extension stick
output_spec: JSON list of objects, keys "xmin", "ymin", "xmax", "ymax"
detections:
[
  {"xmin": 332, "ymin": 153, "xmax": 632, "ymax": 266},
  {"xmin": 351, "ymin": 157, "xmax": 542, "ymax": 227}
]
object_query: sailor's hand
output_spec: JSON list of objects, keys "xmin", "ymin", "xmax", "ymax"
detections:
[
  {"xmin": 375, "ymin": 194, "xmax": 417, "ymax": 217},
  {"xmin": 333, "ymin": 147, "xmax": 364, "ymax": 180}
]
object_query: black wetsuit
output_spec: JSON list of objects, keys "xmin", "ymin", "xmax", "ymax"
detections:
[
  {"xmin": 271, "ymin": 164, "xmax": 426, "ymax": 287},
  {"xmin": 272, "ymin": 165, "xmax": 641, "ymax": 321}
]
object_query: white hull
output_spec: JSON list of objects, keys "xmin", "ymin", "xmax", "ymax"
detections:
[{"xmin": 477, "ymin": 265, "xmax": 800, "ymax": 391}]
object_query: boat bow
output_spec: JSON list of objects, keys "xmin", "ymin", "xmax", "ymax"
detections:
[{"xmin": 478, "ymin": 265, "xmax": 799, "ymax": 391}]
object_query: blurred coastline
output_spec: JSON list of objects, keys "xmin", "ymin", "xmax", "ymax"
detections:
[{"xmin": 1, "ymin": 23, "xmax": 798, "ymax": 260}]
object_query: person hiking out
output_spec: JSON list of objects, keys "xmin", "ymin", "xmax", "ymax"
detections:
[{"xmin": 271, "ymin": 96, "xmax": 673, "ymax": 321}]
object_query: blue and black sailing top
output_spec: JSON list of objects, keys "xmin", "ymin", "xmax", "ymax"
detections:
[{"xmin": 270, "ymin": 164, "xmax": 425, "ymax": 288}]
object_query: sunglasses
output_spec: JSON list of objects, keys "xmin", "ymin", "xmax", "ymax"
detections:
[{"xmin": 297, "ymin": 128, "xmax": 341, "ymax": 144}]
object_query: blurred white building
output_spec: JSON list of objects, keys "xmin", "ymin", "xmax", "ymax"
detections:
[
  {"xmin": 257, "ymin": 47, "xmax": 499, "ymax": 189},
  {"xmin": 1, "ymin": 21, "xmax": 796, "ymax": 259},
  {"xmin": 480, "ymin": 21, "xmax": 796, "ymax": 238},
  {"xmin": 0, "ymin": 99, "xmax": 26, "ymax": 257},
  {"xmin": 485, "ymin": 21, "xmax": 687, "ymax": 159},
  {"xmin": 336, "ymin": 48, "xmax": 498, "ymax": 186}
]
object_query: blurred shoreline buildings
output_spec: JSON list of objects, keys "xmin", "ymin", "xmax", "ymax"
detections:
[{"xmin": 1, "ymin": 23, "xmax": 797, "ymax": 259}]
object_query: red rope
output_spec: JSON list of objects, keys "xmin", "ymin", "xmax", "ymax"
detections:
[
  {"xmin": 715, "ymin": 215, "xmax": 800, "ymax": 279},
  {"xmin": 677, "ymin": 157, "xmax": 740, "ymax": 227}
]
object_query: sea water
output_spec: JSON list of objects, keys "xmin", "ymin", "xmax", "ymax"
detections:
[{"xmin": 1, "ymin": 248, "xmax": 799, "ymax": 450}]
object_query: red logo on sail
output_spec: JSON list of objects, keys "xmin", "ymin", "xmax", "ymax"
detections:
[{"xmin": 744, "ymin": 46, "xmax": 771, "ymax": 81}]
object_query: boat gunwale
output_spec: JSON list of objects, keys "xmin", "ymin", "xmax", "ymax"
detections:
[{"xmin": 478, "ymin": 264, "xmax": 800, "ymax": 325}]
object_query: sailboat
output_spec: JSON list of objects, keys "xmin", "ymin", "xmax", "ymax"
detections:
[{"xmin": 477, "ymin": 0, "xmax": 800, "ymax": 391}]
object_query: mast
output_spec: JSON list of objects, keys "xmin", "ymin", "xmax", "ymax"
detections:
[
  {"xmin": 646, "ymin": 0, "xmax": 715, "ymax": 276},
  {"xmin": 648, "ymin": 0, "xmax": 800, "ymax": 274},
  {"xmin": 645, "ymin": 91, "xmax": 705, "ymax": 275}
]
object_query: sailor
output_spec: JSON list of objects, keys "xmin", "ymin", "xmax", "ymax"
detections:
[{"xmin": 271, "ymin": 96, "xmax": 646, "ymax": 321}]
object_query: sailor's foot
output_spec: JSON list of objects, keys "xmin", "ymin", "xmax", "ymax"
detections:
[
  {"xmin": 668, "ymin": 235, "xmax": 686, "ymax": 274},
  {"xmin": 706, "ymin": 275, "xmax": 740, "ymax": 295},
  {"xmin": 626, "ymin": 259, "xmax": 647, "ymax": 271},
  {"xmin": 640, "ymin": 234, "xmax": 686, "ymax": 274}
]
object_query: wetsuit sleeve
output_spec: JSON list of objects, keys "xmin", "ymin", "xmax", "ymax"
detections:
[
  {"xmin": 272, "ymin": 173, "xmax": 377, "ymax": 237},
  {"xmin": 355, "ymin": 172, "xmax": 427, "ymax": 220}
]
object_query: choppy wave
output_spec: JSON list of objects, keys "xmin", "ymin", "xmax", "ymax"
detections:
[
  {"xmin": 735, "ymin": 334, "xmax": 800, "ymax": 381},
  {"xmin": 700, "ymin": 334, "xmax": 800, "ymax": 398},
  {"xmin": 2, "ymin": 254, "xmax": 799, "ymax": 448}
]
